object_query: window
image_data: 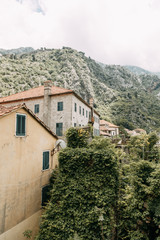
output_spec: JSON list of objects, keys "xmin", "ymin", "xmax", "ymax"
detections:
[
  {"xmin": 74, "ymin": 103, "xmax": 77, "ymax": 112},
  {"xmin": 83, "ymin": 108, "xmax": 84, "ymax": 116},
  {"xmin": 89, "ymin": 112, "xmax": 91, "ymax": 120},
  {"xmin": 43, "ymin": 151, "xmax": 49, "ymax": 170},
  {"xmin": 56, "ymin": 123, "xmax": 63, "ymax": 136},
  {"xmin": 16, "ymin": 114, "xmax": 26, "ymax": 136},
  {"xmin": 74, "ymin": 123, "xmax": 76, "ymax": 127},
  {"xmin": 42, "ymin": 185, "xmax": 50, "ymax": 206},
  {"xmin": 57, "ymin": 102, "xmax": 63, "ymax": 111},
  {"xmin": 34, "ymin": 104, "xmax": 39, "ymax": 113},
  {"xmin": 79, "ymin": 106, "xmax": 81, "ymax": 114}
]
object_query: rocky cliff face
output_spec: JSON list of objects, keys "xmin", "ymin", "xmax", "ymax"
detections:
[{"xmin": 0, "ymin": 47, "xmax": 160, "ymax": 131}]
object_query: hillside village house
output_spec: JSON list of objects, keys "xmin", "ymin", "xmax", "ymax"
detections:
[
  {"xmin": 0, "ymin": 81, "xmax": 100, "ymax": 137},
  {"xmin": 0, "ymin": 104, "xmax": 58, "ymax": 240},
  {"xmin": 100, "ymin": 120, "xmax": 119, "ymax": 137}
]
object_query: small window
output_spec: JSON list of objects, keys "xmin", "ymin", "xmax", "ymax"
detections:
[
  {"xmin": 16, "ymin": 114, "xmax": 26, "ymax": 136},
  {"xmin": 56, "ymin": 123, "xmax": 63, "ymax": 136},
  {"xmin": 86, "ymin": 110, "xmax": 88, "ymax": 118},
  {"xmin": 83, "ymin": 108, "xmax": 84, "ymax": 116},
  {"xmin": 42, "ymin": 185, "xmax": 50, "ymax": 206},
  {"xmin": 74, "ymin": 103, "xmax": 77, "ymax": 112},
  {"xmin": 89, "ymin": 112, "xmax": 91, "ymax": 120},
  {"xmin": 79, "ymin": 106, "xmax": 81, "ymax": 114},
  {"xmin": 57, "ymin": 102, "xmax": 63, "ymax": 111},
  {"xmin": 74, "ymin": 123, "xmax": 76, "ymax": 127},
  {"xmin": 34, "ymin": 104, "xmax": 39, "ymax": 113},
  {"xmin": 43, "ymin": 151, "xmax": 49, "ymax": 170}
]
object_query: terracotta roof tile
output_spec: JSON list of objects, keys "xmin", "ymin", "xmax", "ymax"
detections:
[
  {"xmin": 0, "ymin": 85, "xmax": 73, "ymax": 103},
  {"xmin": 100, "ymin": 130, "xmax": 111, "ymax": 136},
  {"xmin": 100, "ymin": 120, "xmax": 119, "ymax": 128},
  {"xmin": 0, "ymin": 104, "xmax": 22, "ymax": 116}
]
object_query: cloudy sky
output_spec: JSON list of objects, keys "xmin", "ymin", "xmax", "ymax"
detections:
[{"xmin": 0, "ymin": 0, "xmax": 160, "ymax": 71}]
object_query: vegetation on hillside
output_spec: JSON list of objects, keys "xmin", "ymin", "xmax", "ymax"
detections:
[{"xmin": 0, "ymin": 47, "xmax": 160, "ymax": 131}]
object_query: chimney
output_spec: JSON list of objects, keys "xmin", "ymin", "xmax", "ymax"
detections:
[
  {"xmin": 89, "ymin": 98, "xmax": 94, "ymax": 108},
  {"xmin": 43, "ymin": 81, "xmax": 52, "ymax": 127},
  {"xmin": 89, "ymin": 97, "xmax": 94, "ymax": 125}
]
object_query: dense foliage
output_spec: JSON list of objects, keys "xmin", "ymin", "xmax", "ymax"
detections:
[
  {"xmin": 36, "ymin": 129, "xmax": 160, "ymax": 240},
  {"xmin": 1, "ymin": 47, "xmax": 160, "ymax": 131},
  {"xmin": 36, "ymin": 133, "xmax": 120, "ymax": 240}
]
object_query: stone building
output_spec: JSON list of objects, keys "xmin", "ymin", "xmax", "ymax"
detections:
[
  {"xmin": 100, "ymin": 120, "xmax": 119, "ymax": 137},
  {"xmin": 0, "ymin": 104, "xmax": 58, "ymax": 240},
  {"xmin": 0, "ymin": 81, "xmax": 100, "ymax": 137}
]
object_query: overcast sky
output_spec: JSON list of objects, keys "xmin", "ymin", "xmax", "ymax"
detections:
[{"xmin": 0, "ymin": 0, "xmax": 160, "ymax": 72}]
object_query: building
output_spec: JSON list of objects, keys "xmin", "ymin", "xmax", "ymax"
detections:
[
  {"xmin": 100, "ymin": 120, "xmax": 119, "ymax": 137},
  {"xmin": 125, "ymin": 128, "xmax": 146, "ymax": 136},
  {"xmin": 0, "ymin": 104, "xmax": 58, "ymax": 240},
  {"xmin": 0, "ymin": 81, "xmax": 100, "ymax": 137}
]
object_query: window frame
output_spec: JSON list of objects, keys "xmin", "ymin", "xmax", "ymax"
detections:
[
  {"xmin": 34, "ymin": 104, "xmax": 39, "ymax": 114},
  {"xmin": 56, "ymin": 122, "xmax": 63, "ymax": 136},
  {"xmin": 74, "ymin": 103, "xmax": 77, "ymax": 112},
  {"xmin": 42, "ymin": 150, "xmax": 50, "ymax": 171},
  {"xmin": 57, "ymin": 102, "xmax": 63, "ymax": 111},
  {"xmin": 15, "ymin": 113, "xmax": 26, "ymax": 137}
]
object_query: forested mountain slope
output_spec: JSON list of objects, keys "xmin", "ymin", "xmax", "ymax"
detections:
[{"xmin": 0, "ymin": 47, "xmax": 160, "ymax": 131}]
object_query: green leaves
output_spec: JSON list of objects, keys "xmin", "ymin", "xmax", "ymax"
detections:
[{"xmin": 36, "ymin": 137, "xmax": 119, "ymax": 240}]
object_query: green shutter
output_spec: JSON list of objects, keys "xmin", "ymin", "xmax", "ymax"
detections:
[
  {"xmin": 16, "ymin": 114, "xmax": 26, "ymax": 136},
  {"xmin": 43, "ymin": 151, "xmax": 49, "ymax": 170},
  {"xmin": 57, "ymin": 102, "xmax": 63, "ymax": 111},
  {"xmin": 56, "ymin": 123, "xmax": 63, "ymax": 136}
]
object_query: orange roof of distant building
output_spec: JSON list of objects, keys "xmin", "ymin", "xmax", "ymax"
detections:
[
  {"xmin": 0, "ymin": 85, "xmax": 73, "ymax": 103},
  {"xmin": 134, "ymin": 128, "xmax": 146, "ymax": 133},
  {"xmin": 100, "ymin": 120, "xmax": 119, "ymax": 128},
  {"xmin": 0, "ymin": 103, "xmax": 58, "ymax": 139},
  {"xmin": 100, "ymin": 130, "xmax": 111, "ymax": 136}
]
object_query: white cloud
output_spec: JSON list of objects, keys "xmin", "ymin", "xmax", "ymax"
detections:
[{"xmin": 0, "ymin": 0, "xmax": 160, "ymax": 71}]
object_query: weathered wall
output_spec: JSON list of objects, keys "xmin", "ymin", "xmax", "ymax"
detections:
[
  {"xmin": 0, "ymin": 210, "xmax": 41, "ymax": 240},
  {"xmin": 0, "ymin": 108, "xmax": 57, "ymax": 239},
  {"xmin": 50, "ymin": 94, "xmax": 72, "ymax": 136}
]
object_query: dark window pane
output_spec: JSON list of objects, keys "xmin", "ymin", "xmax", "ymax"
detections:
[
  {"xmin": 42, "ymin": 185, "xmax": 50, "ymax": 206},
  {"xmin": 34, "ymin": 104, "xmax": 39, "ymax": 113},
  {"xmin": 43, "ymin": 151, "xmax": 49, "ymax": 170},
  {"xmin": 57, "ymin": 102, "xmax": 63, "ymax": 111},
  {"xmin": 74, "ymin": 103, "xmax": 77, "ymax": 112},
  {"xmin": 16, "ymin": 114, "xmax": 26, "ymax": 136},
  {"xmin": 56, "ymin": 123, "xmax": 63, "ymax": 136}
]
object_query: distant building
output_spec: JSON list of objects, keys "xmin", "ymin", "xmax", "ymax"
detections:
[
  {"xmin": 125, "ymin": 128, "xmax": 146, "ymax": 136},
  {"xmin": 0, "ymin": 81, "xmax": 100, "ymax": 137},
  {"xmin": 0, "ymin": 104, "xmax": 58, "ymax": 240},
  {"xmin": 100, "ymin": 120, "xmax": 119, "ymax": 137}
]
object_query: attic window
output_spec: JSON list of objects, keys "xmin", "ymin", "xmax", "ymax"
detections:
[{"xmin": 16, "ymin": 114, "xmax": 26, "ymax": 136}]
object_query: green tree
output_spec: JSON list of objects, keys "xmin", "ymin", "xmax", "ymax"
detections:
[{"xmin": 36, "ymin": 135, "xmax": 119, "ymax": 240}]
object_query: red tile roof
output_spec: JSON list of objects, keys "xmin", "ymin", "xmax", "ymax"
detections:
[
  {"xmin": 0, "ymin": 103, "xmax": 58, "ymax": 139},
  {"xmin": 100, "ymin": 130, "xmax": 111, "ymax": 136},
  {"xmin": 100, "ymin": 120, "xmax": 119, "ymax": 128},
  {"xmin": 0, "ymin": 85, "xmax": 73, "ymax": 103},
  {"xmin": 0, "ymin": 105, "xmax": 22, "ymax": 116},
  {"xmin": 0, "ymin": 84, "xmax": 100, "ymax": 117}
]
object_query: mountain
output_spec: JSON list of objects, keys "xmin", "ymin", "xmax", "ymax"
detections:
[
  {"xmin": 0, "ymin": 47, "xmax": 34, "ymax": 55},
  {"xmin": 124, "ymin": 65, "xmax": 152, "ymax": 75},
  {"xmin": 0, "ymin": 47, "xmax": 160, "ymax": 132}
]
